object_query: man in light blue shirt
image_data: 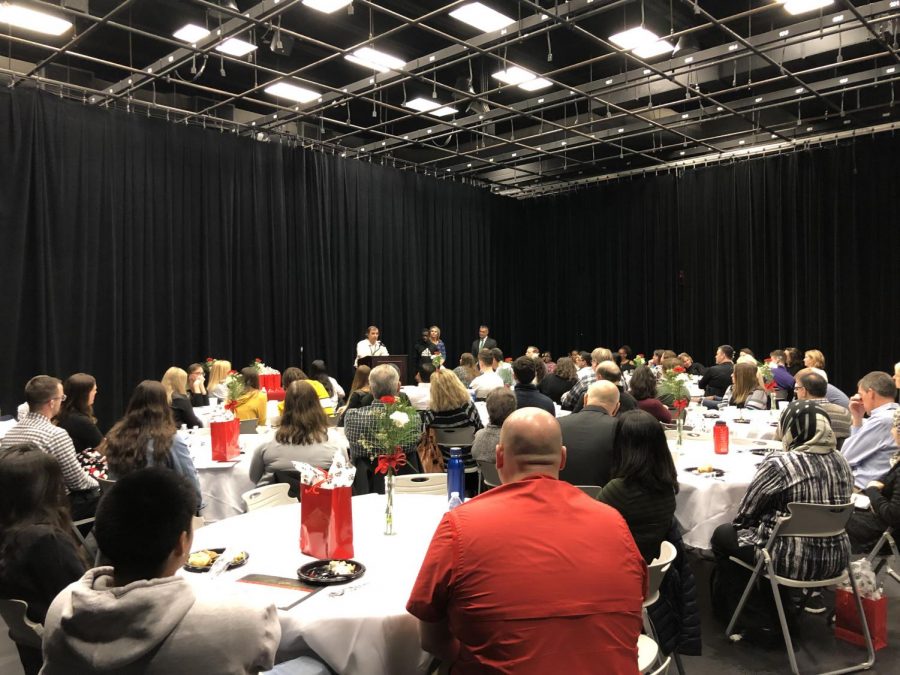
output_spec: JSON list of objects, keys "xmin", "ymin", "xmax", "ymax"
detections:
[{"xmin": 841, "ymin": 371, "xmax": 899, "ymax": 488}]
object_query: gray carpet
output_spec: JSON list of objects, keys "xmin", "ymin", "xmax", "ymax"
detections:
[{"xmin": 680, "ymin": 550, "xmax": 899, "ymax": 674}]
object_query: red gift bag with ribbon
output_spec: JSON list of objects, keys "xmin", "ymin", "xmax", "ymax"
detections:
[
  {"xmin": 300, "ymin": 484, "xmax": 354, "ymax": 559},
  {"xmin": 210, "ymin": 418, "xmax": 240, "ymax": 461},
  {"xmin": 834, "ymin": 588, "xmax": 888, "ymax": 650}
]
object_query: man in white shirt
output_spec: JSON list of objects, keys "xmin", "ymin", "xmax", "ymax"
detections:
[
  {"xmin": 355, "ymin": 325, "xmax": 388, "ymax": 367},
  {"xmin": 470, "ymin": 349, "xmax": 504, "ymax": 400},
  {"xmin": 403, "ymin": 362, "xmax": 435, "ymax": 411}
]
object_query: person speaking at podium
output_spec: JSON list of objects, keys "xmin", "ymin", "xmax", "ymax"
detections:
[{"xmin": 355, "ymin": 325, "xmax": 389, "ymax": 367}]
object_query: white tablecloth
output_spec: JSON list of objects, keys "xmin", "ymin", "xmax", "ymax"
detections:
[
  {"xmin": 188, "ymin": 429, "xmax": 271, "ymax": 523},
  {"xmin": 182, "ymin": 494, "xmax": 447, "ymax": 675},
  {"xmin": 670, "ymin": 432, "xmax": 782, "ymax": 549}
]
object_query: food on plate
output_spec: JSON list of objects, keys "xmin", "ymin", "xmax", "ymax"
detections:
[
  {"xmin": 187, "ymin": 550, "xmax": 219, "ymax": 567},
  {"xmin": 696, "ymin": 465, "xmax": 716, "ymax": 474},
  {"xmin": 327, "ymin": 560, "xmax": 356, "ymax": 575}
]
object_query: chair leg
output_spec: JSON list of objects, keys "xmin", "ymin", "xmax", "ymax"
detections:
[
  {"xmin": 672, "ymin": 652, "xmax": 686, "ymax": 675},
  {"xmin": 643, "ymin": 610, "xmax": 665, "ymax": 668},
  {"xmin": 725, "ymin": 560, "xmax": 764, "ymax": 637},
  {"xmin": 838, "ymin": 564, "xmax": 876, "ymax": 673},
  {"xmin": 768, "ymin": 572, "xmax": 800, "ymax": 675}
]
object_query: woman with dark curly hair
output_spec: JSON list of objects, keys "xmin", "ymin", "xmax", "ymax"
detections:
[
  {"xmin": 629, "ymin": 365, "xmax": 672, "ymax": 424},
  {"xmin": 104, "ymin": 381, "xmax": 200, "ymax": 500}
]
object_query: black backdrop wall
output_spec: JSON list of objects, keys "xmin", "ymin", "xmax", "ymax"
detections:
[{"xmin": 1, "ymin": 88, "xmax": 897, "ymax": 425}]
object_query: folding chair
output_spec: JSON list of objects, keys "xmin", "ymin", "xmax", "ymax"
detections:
[
  {"xmin": 393, "ymin": 473, "xmax": 447, "ymax": 495},
  {"xmin": 0, "ymin": 599, "xmax": 43, "ymax": 649},
  {"xmin": 725, "ymin": 502, "xmax": 875, "ymax": 675},
  {"xmin": 642, "ymin": 542, "xmax": 679, "ymax": 671},
  {"xmin": 476, "ymin": 460, "xmax": 500, "ymax": 493},
  {"xmin": 434, "ymin": 426, "xmax": 479, "ymax": 490},
  {"xmin": 239, "ymin": 418, "xmax": 259, "ymax": 435},
  {"xmin": 864, "ymin": 527, "xmax": 900, "ymax": 585},
  {"xmin": 97, "ymin": 477, "xmax": 116, "ymax": 495},
  {"xmin": 241, "ymin": 484, "xmax": 295, "ymax": 512}
]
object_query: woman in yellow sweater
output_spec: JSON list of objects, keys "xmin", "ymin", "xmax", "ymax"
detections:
[{"xmin": 232, "ymin": 367, "xmax": 267, "ymax": 425}]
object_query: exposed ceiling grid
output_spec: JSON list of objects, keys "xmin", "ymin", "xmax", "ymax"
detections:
[{"xmin": 1, "ymin": 0, "xmax": 898, "ymax": 197}]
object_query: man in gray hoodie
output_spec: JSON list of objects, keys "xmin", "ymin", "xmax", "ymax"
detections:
[{"xmin": 40, "ymin": 468, "xmax": 281, "ymax": 674}]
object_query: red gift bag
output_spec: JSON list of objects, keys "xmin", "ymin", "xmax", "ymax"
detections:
[
  {"xmin": 300, "ymin": 485, "xmax": 354, "ymax": 559},
  {"xmin": 210, "ymin": 418, "xmax": 240, "ymax": 461},
  {"xmin": 266, "ymin": 387, "xmax": 285, "ymax": 402},
  {"xmin": 259, "ymin": 373, "xmax": 281, "ymax": 392},
  {"xmin": 834, "ymin": 588, "xmax": 888, "ymax": 650}
]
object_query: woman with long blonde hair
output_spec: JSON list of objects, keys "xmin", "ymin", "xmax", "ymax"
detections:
[
  {"xmin": 161, "ymin": 367, "xmax": 202, "ymax": 428},
  {"xmin": 423, "ymin": 369, "xmax": 483, "ymax": 489},
  {"xmin": 207, "ymin": 359, "xmax": 232, "ymax": 400},
  {"xmin": 723, "ymin": 362, "xmax": 768, "ymax": 410}
]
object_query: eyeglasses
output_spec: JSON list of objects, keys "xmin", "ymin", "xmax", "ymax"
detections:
[{"xmin": 51, "ymin": 394, "xmax": 67, "ymax": 402}]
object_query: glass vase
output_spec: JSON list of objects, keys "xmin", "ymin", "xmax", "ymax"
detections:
[
  {"xmin": 676, "ymin": 415, "xmax": 684, "ymax": 447},
  {"xmin": 384, "ymin": 467, "xmax": 395, "ymax": 536}
]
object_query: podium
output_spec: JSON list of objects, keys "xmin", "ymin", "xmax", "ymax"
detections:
[{"xmin": 358, "ymin": 355, "xmax": 408, "ymax": 385}]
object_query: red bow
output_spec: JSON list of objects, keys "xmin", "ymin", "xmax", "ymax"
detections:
[
  {"xmin": 307, "ymin": 472, "xmax": 331, "ymax": 495},
  {"xmin": 764, "ymin": 380, "xmax": 777, "ymax": 392},
  {"xmin": 673, "ymin": 366, "xmax": 686, "ymax": 374},
  {"xmin": 673, "ymin": 398, "xmax": 689, "ymax": 412},
  {"xmin": 379, "ymin": 395, "xmax": 396, "ymax": 404},
  {"xmin": 374, "ymin": 451, "xmax": 407, "ymax": 474},
  {"xmin": 224, "ymin": 400, "xmax": 238, "ymax": 411}
]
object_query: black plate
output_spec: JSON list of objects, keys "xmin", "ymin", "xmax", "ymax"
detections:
[
  {"xmin": 703, "ymin": 413, "xmax": 719, "ymax": 418},
  {"xmin": 183, "ymin": 548, "xmax": 249, "ymax": 573},
  {"xmin": 297, "ymin": 559, "xmax": 366, "ymax": 585},
  {"xmin": 683, "ymin": 466, "xmax": 725, "ymax": 477}
]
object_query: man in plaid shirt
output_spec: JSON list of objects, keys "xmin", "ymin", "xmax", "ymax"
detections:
[
  {"xmin": 1, "ymin": 375, "xmax": 100, "ymax": 520},
  {"xmin": 344, "ymin": 365, "xmax": 422, "ymax": 494},
  {"xmin": 560, "ymin": 349, "xmax": 609, "ymax": 410}
]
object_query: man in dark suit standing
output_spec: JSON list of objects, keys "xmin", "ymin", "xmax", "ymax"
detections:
[
  {"xmin": 558, "ymin": 381, "xmax": 620, "ymax": 487},
  {"xmin": 471, "ymin": 325, "xmax": 498, "ymax": 357}
]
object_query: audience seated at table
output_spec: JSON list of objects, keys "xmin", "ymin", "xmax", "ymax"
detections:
[
  {"xmin": 469, "ymin": 348, "xmax": 504, "ymax": 400},
  {"xmin": 846, "ymin": 408, "xmax": 900, "ymax": 552},
  {"xmin": 162, "ymin": 367, "xmax": 203, "ymax": 429},
  {"xmin": 471, "ymin": 387, "xmax": 517, "ymax": 465},
  {"xmin": 0, "ymin": 444, "xmax": 89, "ymax": 675},
  {"xmin": 452, "ymin": 352, "xmax": 479, "ymax": 388},
  {"xmin": 186, "ymin": 363, "xmax": 208, "ymax": 407},
  {"xmin": 338, "ymin": 364, "xmax": 372, "ymax": 423},
  {"xmin": 767, "ymin": 350, "xmax": 795, "ymax": 399},
  {"xmin": 206, "ymin": 359, "xmax": 232, "ymax": 401},
  {"xmin": 539, "ymin": 355, "xmax": 576, "ymax": 404},
  {"xmin": 561, "ymin": 348, "xmax": 610, "ymax": 411},
  {"xmin": 511, "ymin": 356, "xmax": 555, "ymax": 416},
  {"xmin": 679, "ymin": 352, "xmax": 705, "ymax": 377},
  {"xmin": 407, "ymin": 408, "xmax": 646, "ymax": 673},
  {"xmin": 559, "ymin": 381, "xmax": 620, "ymax": 489},
  {"xmin": 597, "ymin": 410, "xmax": 678, "ymax": 563},
  {"xmin": 806, "ymin": 367, "xmax": 852, "ymax": 408},
  {"xmin": 308, "ymin": 359, "xmax": 344, "ymax": 408},
  {"xmin": 40, "ymin": 468, "xmax": 281, "ymax": 674},
  {"xmin": 250, "ymin": 381, "xmax": 350, "ymax": 487},
  {"xmin": 231, "ymin": 367, "xmax": 268, "ymax": 426},
  {"xmin": 423, "ymin": 368, "xmax": 484, "ymax": 482},
  {"xmin": 784, "ymin": 347, "xmax": 803, "ymax": 376},
  {"xmin": 699, "ymin": 344, "xmax": 734, "ymax": 402},
  {"xmin": 54, "ymin": 372, "xmax": 107, "ymax": 480},
  {"xmin": 720, "ymin": 362, "xmax": 769, "ymax": 411},
  {"xmin": 403, "ymin": 361, "xmax": 434, "ymax": 411},
  {"xmin": 344, "ymin": 365, "xmax": 423, "ymax": 494},
  {"xmin": 570, "ymin": 360, "xmax": 637, "ymax": 415},
  {"xmin": 803, "ymin": 348, "xmax": 827, "ymax": 375},
  {"xmin": 710, "ymin": 401, "xmax": 853, "ymax": 640},
  {"xmin": 842, "ymin": 371, "xmax": 899, "ymax": 489},
  {"xmin": 629, "ymin": 365, "xmax": 673, "ymax": 424},
  {"xmin": 104, "ymin": 380, "xmax": 200, "ymax": 501},
  {"xmin": 279, "ymin": 367, "xmax": 333, "ymax": 418},
  {"xmin": 617, "ymin": 345, "xmax": 635, "ymax": 371},
  {"xmin": 1, "ymin": 375, "xmax": 100, "ymax": 521},
  {"xmin": 788, "ymin": 370, "xmax": 851, "ymax": 448},
  {"xmin": 540, "ymin": 351, "xmax": 556, "ymax": 374}
]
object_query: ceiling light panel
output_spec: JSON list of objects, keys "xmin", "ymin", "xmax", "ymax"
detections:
[
  {"xmin": 518, "ymin": 77, "xmax": 553, "ymax": 91},
  {"xmin": 264, "ymin": 81, "xmax": 319, "ymax": 103},
  {"xmin": 302, "ymin": 0, "xmax": 353, "ymax": 13},
  {"xmin": 781, "ymin": 1, "xmax": 834, "ymax": 15},
  {"xmin": 609, "ymin": 26, "xmax": 673, "ymax": 59},
  {"xmin": 344, "ymin": 47, "xmax": 405, "ymax": 73},
  {"xmin": 449, "ymin": 2, "xmax": 515, "ymax": 33},
  {"xmin": 405, "ymin": 97, "xmax": 457, "ymax": 116},
  {"xmin": 215, "ymin": 37, "xmax": 257, "ymax": 57},
  {"xmin": 492, "ymin": 66, "xmax": 538, "ymax": 86},
  {"xmin": 173, "ymin": 24, "xmax": 210, "ymax": 43},
  {"xmin": 0, "ymin": 3, "xmax": 72, "ymax": 36}
]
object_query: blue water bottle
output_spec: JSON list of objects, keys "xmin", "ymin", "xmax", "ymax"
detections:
[{"xmin": 447, "ymin": 447, "xmax": 465, "ymax": 502}]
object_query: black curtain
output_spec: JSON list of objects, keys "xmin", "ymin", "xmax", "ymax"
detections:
[
  {"xmin": 503, "ymin": 138, "xmax": 899, "ymax": 396},
  {"xmin": 0, "ymin": 89, "xmax": 503, "ymax": 425},
  {"xmin": 1, "ymin": 88, "xmax": 897, "ymax": 424}
]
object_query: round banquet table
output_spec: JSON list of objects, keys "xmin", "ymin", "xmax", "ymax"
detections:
[
  {"xmin": 670, "ymin": 431, "xmax": 783, "ymax": 549},
  {"xmin": 181, "ymin": 493, "xmax": 448, "ymax": 675}
]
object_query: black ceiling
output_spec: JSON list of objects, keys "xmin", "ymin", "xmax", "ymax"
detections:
[{"xmin": 2, "ymin": 0, "xmax": 898, "ymax": 196}]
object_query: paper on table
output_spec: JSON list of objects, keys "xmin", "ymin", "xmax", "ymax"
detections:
[{"xmin": 235, "ymin": 574, "xmax": 321, "ymax": 610}]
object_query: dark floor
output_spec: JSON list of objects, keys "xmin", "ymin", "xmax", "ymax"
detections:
[{"xmin": 681, "ymin": 550, "xmax": 900, "ymax": 674}]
